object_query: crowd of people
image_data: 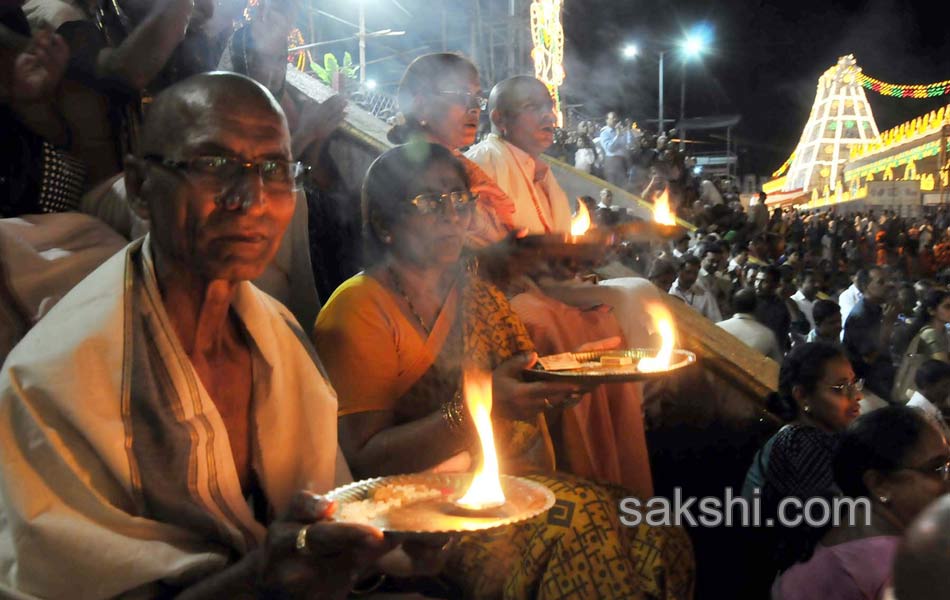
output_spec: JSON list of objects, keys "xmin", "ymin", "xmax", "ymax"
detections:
[
  {"xmin": 3, "ymin": 0, "xmax": 950, "ymax": 599},
  {"xmin": 545, "ymin": 111, "xmax": 744, "ymax": 226},
  {"xmin": 641, "ymin": 198, "xmax": 950, "ymax": 407}
]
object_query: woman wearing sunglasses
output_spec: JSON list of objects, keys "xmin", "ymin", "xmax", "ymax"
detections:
[
  {"xmin": 740, "ymin": 341, "xmax": 864, "ymax": 596},
  {"xmin": 774, "ymin": 405, "xmax": 950, "ymax": 599},
  {"xmin": 313, "ymin": 143, "xmax": 694, "ymax": 599}
]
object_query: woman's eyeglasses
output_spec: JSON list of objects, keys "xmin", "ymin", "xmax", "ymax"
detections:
[
  {"xmin": 827, "ymin": 378, "xmax": 864, "ymax": 397},
  {"xmin": 906, "ymin": 457, "xmax": 950, "ymax": 481},
  {"xmin": 436, "ymin": 90, "xmax": 488, "ymax": 111},
  {"xmin": 407, "ymin": 191, "xmax": 477, "ymax": 217}
]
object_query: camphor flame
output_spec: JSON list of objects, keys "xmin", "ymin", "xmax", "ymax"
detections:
[
  {"xmin": 456, "ymin": 368, "xmax": 506, "ymax": 509},
  {"xmin": 638, "ymin": 303, "xmax": 676, "ymax": 372},
  {"xmin": 570, "ymin": 201, "xmax": 592, "ymax": 236},
  {"xmin": 652, "ymin": 188, "xmax": 676, "ymax": 226}
]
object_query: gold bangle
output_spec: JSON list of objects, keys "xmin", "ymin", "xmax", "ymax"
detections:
[
  {"xmin": 295, "ymin": 525, "xmax": 310, "ymax": 555},
  {"xmin": 441, "ymin": 390, "xmax": 467, "ymax": 433}
]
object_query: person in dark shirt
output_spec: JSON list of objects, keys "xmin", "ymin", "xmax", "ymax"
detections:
[
  {"xmin": 1, "ymin": 5, "xmax": 85, "ymax": 216},
  {"xmin": 843, "ymin": 267, "xmax": 898, "ymax": 400},
  {"xmin": 755, "ymin": 265, "xmax": 792, "ymax": 352}
]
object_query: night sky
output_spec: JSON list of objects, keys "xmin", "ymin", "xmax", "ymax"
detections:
[
  {"xmin": 563, "ymin": 0, "xmax": 950, "ymax": 175},
  {"xmin": 308, "ymin": 0, "xmax": 950, "ymax": 176}
]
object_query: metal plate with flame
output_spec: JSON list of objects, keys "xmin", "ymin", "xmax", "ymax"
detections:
[
  {"xmin": 524, "ymin": 348, "xmax": 697, "ymax": 384},
  {"xmin": 327, "ymin": 473, "xmax": 555, "ymax": 538}
]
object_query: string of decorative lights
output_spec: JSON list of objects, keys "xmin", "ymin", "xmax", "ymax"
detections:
[
  {"xmin": 530, "ymin": 0, "xmax": 566, "ymax": 126},
  {"xmin": 856, "ymin": 73, "xmax": 950, "ymax": 98},
  {"xmin": 771, "ymin": 152, "xmax": 795, "ymax": 178}
]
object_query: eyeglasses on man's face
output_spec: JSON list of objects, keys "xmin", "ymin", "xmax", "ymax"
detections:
[
  {"xmin": 827, "ymin": 378, "xmax": 864, "ymax": 397},
  {"xmin": 435, "ymin": 90, "xmax": 488, "ymax": 111},
  {"xmin": 144, "ymin": 154, "xmax": 309, "ymax": 195},
  {"xmin": 406, "ymin": 191, "xmax": 477, "ymax": 217}
]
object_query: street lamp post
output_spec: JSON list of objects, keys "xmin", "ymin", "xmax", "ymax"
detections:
[
  {"xmin": 621, "ymin": 30, "xmax": 709, "ymax": 140},
  {"xmin": 679, "ymin": 61, "xmax": 686, "ymax": 149},
  {"xmin": 622, "ymin": 44, "xmax": 666, "ymax": 135},
  {"xmin": 358, "ymin": 1, "xmax": 366, "ymax": 84},
  {"xmin": 658, "ymin": 50, "xmax": 665, "ymax": 137}
]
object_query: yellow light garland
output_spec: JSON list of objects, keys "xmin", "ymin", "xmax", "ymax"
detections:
[
  {"xmin": 530, "ymin": 0, "xmax": 565, "ymax": 126},
  {"xmin": 856, "ymin": 73, "xmax": 950, "ymax": 98}
]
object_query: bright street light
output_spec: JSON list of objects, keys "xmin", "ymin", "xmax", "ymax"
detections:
[
  {"xmin": 682, "ymin": 35, "xmax": 706, "ymax": 57},
  {"xmin": 366, "ymin": 79, "xmax": 377, "ymax": 91},
  {"xmin": 617, "ymin": 27, "xmax": 713, "ymax": 142}
]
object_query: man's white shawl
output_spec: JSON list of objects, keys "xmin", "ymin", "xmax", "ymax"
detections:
[{"xmin": 0, "ymin": 237, "xmax": 348, "ymax": 598}]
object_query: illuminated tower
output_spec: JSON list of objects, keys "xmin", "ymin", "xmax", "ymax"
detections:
[
  {"xmin": 783, "ymin": 55, "xmax": 881, "ymax": 193},
  {"xmin": 530, "ymin": 0, "xmax": 565, "ymax": 126}
]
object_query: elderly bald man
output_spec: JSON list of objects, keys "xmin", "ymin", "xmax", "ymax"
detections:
[
  {"xmin": 466, "ymin": 76, "xmax": 660, "ymax": 498},
  {"xmin": 466, "ymin": 75, "xmax": 573, "ymax": 234},
  {"xmin": 0, "ymin": 72, "xmax": 434, "ymax": 598}
]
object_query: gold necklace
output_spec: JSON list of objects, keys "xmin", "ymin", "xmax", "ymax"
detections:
[{"xmin": 387, "ymin": 266, "xmax": 431, "ymax": 335}]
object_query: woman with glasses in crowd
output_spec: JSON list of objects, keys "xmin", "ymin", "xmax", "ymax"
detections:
[
  {"xmin": 740, "ymin": 341, "xmax": 864, "ymax": 596},
  {"xmin": 313, "ymin": 143, "xmax": 694, "ymax": 599},
  {"xmin": 773, "ymin": 405, "xmax": 950, "ymax": 599},
  {"xmin": 386, "ymin": 52, "xmax": 515, "ymax": 247},
  {"xmin": 383, "ymin": 52, "xmax": 657, "ymax": 500}
]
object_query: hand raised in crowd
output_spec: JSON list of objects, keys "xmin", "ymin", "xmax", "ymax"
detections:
[
  {"xmin": 295, "ymin": 94, "xmax": 348, "ymax": 155},
  {"xmin": 11, "ymin": 28, "xmax": 69, "ymax": 102},
  {"xmin": 491, "ymin": 352, "xmax": 588, "ymax": 420},
  {"xmin": 248, "ymin": 0, "xmax": 298, "ymax": 52},
  {"xmin": 254, "ymin": 491, "xmax": 394, "ymax": 599}
]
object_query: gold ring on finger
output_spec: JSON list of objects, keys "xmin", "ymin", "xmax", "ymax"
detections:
[{"xmin": 295, "ymin": 525, "xmax": 311, "ymax": 555}]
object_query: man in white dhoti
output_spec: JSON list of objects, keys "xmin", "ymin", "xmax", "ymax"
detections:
[{"xmin": 0, "ymin": 73, "xmax": 434, "ymax": 599}]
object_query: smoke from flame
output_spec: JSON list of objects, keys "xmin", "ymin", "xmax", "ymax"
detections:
[
  {"xmin": 571, "ymin": 201, "xmax": 592, "ymax": 236},
  {"xmin": 638, "ymin": 303, "xmax": 676, "ymax": 372},
  {"xmin": 652, "ymin": 188, "xmax": 676, "ymax": 226},
  {"xmin": 456, "ymin": 368, "xmax": 506, "ymax": 509}
]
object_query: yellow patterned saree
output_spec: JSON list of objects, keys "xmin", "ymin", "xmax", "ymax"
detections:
[{"xmin": 315, "ymin": 272, "xmax": 694, "ymax": 599}]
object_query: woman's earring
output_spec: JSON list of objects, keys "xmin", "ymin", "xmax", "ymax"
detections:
[
  {"xmin": 878, "ymin": 495, "xmax": 890, "ymax": 504},
  {"xmin": 382, "ymin": 233, "xmax": 392, "ymax": 244},
  {"xmin": 803, "ymin": 404, "xmax": 812, "ymax": 413}
]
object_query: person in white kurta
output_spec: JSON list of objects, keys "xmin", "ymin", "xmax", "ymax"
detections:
[
  {"xmin": 716, "ymin": 290, "xmax": 783, "ymax": 362},
  {"xmin": 466, "ymin": 132, "xmax": 572, "ymax": 234},
  {"xmin": 464, "ymin": 76, "xmax": 656, "ymax": 496}
]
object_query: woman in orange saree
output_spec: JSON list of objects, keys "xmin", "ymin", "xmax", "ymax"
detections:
[
  {"xmin": 313, "ymin": 144, "xmax": 693, "ymax": 599},
  {"xmin": 382, "ymin": 52, "xmax": 655, "ymax": 499}
]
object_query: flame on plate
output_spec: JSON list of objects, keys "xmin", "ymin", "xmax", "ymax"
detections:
[
  {"xmin": 638, "ymin": 303, "xmax": 676, "ymax": 372},
  {"xmin": 571, "ymin": 201, "xmax": 592, "ymax": 236},
  {"xmin": 456, "ymin": 368, "xmax": 506, "ymax": 509}
]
